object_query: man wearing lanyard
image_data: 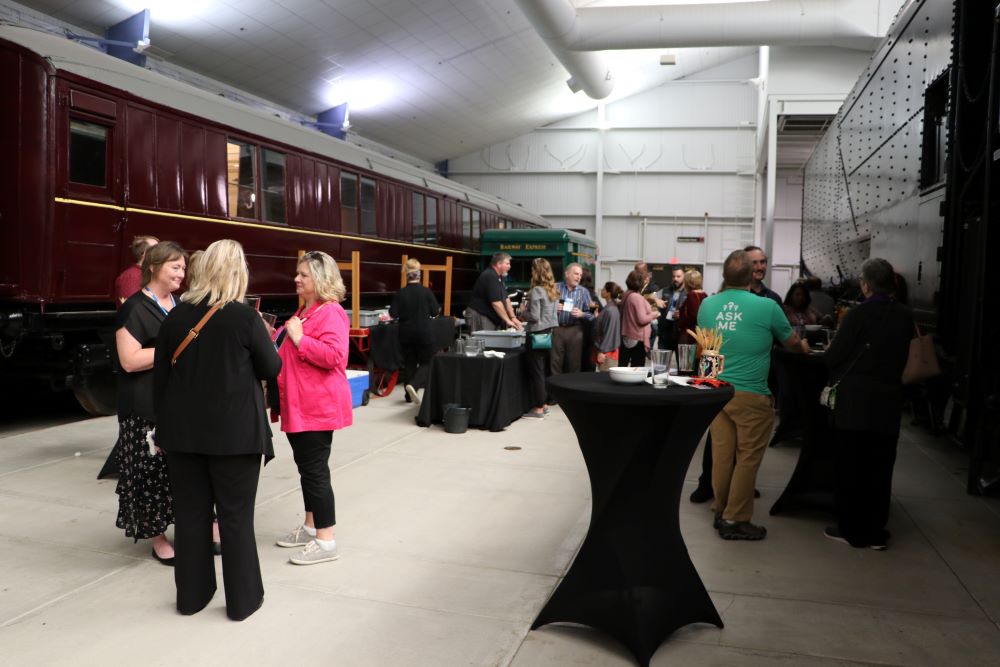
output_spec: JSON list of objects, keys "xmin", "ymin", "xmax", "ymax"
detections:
[
  {"xmin": 551, "ymin": 263, "xmax": 595, "ymax": 375},
  {"xmin": 658, "ymin": 266, "xmax": 687, "ymax": 351}
]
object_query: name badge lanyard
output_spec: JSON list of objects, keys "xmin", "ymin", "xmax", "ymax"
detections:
[{"xmin": 143, "ymin": 287, "xmax": 176, "ymax": 317}]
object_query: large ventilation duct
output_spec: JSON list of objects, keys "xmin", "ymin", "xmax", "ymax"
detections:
[
  {"xmin": 513, "ymin": 0, "xmax": 614, "ymax": 100},
  {"xmin": 514, "ymin": 0, "xmax": 885, "ymax": 100}
]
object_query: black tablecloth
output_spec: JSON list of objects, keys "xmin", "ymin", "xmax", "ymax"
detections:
[
  {"xmin": 532, "ymin": 372, "xmax": 733, "ymax": 667},
  {"xmin": 367, "ymin": 317, "xmax": 458, "ymax": 370},
  {"xmin": 415, "ymin": 349, "xmax": 532, "ymax": 432},
  {"xmin": 769, "ymin": 349, "xmax": 836, "ymax": 515}
]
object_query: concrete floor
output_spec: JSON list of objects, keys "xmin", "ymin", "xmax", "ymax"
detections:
[{"xmin": 2, "ymin": 389, "xmax": 999, "ymax": 666}]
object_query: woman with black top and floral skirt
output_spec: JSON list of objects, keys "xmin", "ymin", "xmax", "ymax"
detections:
[{"xmin": 113, "ymin": 241, "xmax": 187, "ymax": 564}]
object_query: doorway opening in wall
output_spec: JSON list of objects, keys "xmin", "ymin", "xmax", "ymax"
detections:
[
  {"xmin": 649, "ymin": 263, "xmax": 705, "ymax": 291},
  {"xmin": 773, "ymin": 114, "xmax": 835, "ymax": 298}
]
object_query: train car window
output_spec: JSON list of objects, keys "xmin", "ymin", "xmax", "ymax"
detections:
[
  {"xmin": 69, "ymin": 120, "xmax": 108, "ymax": 187},
  {"xmin": 412, "ymin": 192, "xmax": 425, "ymax": 243},
  {"xmin": 262, "ymin": 149, "xmax": 286, "ymax": 223},
  {"xmin": 341, "ymin": 172, "xmax": 358, "ymax": 233},
  {"xmin": 226, "ymin": 141, "xmax": 257, "ymax": 218},
  {"xmin": 471, "ymin": 209, "xmax": 481, "ymax": 248},
  {"xmin": 498, "ymin": 219, "xmax": 508, "ymax": 230},
  {"xmin": 360, "ymin": 177, "xmax": 377, "ymax": 236},
  {"xmin": 462, "ymin": 207, "xmax": 472, "ymax": 249},
  {"xmin": 426, "ymin": 197, "xmax": 438, "ymax": 244}
]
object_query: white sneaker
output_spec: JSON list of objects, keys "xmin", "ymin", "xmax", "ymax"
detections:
[
  {"xmin": 405, "ymin": 384, "xmax": 420, "ymax": 405},
  {"xmin": 289, "ymin": 540, "xmax": 340, "ymax": 565},
  {"xmin": 276, "ymin": 525, "xmax": 314, "ymax": 548}
]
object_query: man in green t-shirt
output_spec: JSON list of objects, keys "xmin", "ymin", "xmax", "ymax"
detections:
[{"xmin": 697, "ymin": 249, "xmax": 808, "ymax": 540}]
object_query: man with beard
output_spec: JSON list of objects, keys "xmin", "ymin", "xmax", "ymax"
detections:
[
  {"xmin": 744, "ymin": 246, "xmax": 782, "ymax": 306},
  {"xmin": 465, "ymin": 252, "xmax": 523, "ymax": 333},
  {"xmin": 657, "ymin": 266, "xmax": 686, "ymax": 351}
]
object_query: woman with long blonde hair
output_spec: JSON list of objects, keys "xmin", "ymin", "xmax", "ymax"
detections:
[
  {"xmin": 153, "ymin": 239, "xmax": 281, "ymax": 620},
  {"xmin": 519, "ymin": 258, "xmax": 559, "ymax": 419}
]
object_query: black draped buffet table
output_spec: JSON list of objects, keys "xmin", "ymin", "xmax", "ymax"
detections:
[
  {"xmin": 415, "ymin": 349, "xmax": 532, "ymax": 432},
  {"xmin": 533, "ymin": 373, "xmax": 733, "ymax": 667}
]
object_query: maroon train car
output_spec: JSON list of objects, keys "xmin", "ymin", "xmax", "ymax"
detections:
[{"xmin": 0, "ymin": 25, "xmax": 547, "ymax": 414}]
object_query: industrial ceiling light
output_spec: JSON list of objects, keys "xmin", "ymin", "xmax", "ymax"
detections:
[{"xmin": 659, "ymin": 54, "xmax": 677, "ymax": 66}]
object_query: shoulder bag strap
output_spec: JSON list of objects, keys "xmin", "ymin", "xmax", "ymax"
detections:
[{"xmin": 171, "ymin": 304, "xmax": 221, "ymax": 365}]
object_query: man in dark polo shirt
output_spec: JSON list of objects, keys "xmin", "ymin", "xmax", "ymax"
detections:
[
  {"xmin": 465, "ymin": 252, "xmax": 523, "ymax": 332},
  {"xmin": 744, "ymin": 245, "xmax": 782, "ymax": 306}
]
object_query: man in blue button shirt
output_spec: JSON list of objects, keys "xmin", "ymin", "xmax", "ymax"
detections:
[{"xmin": 551, "ymin": 263, "xmax": 595, "ymax": 374}]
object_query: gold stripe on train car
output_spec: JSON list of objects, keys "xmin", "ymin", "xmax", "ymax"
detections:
[
  {"xmin": 52, "ymin": 197, "xmax": 478, "ymax": 256},
  {"xmin": 54, "ymin": 197, "xmax": 126, "ymax": 211}
]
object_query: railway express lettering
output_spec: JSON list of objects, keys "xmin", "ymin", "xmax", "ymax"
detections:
[{"xmin": 499, "ymin": 243, "xmax": 547, "ymax": 251}]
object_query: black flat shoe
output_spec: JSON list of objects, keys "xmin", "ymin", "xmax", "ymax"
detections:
[
  {"xmin": 152, "ymin": 547, "xmax": 175, "ymax": 566},
  {"xmin": 689, "ymin": 485, "xmax": 714, "ymax": 503}
]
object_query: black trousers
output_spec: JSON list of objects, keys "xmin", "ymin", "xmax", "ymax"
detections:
[
  {"xmin": 401, "ymin": 340, "xmax": 435, "ymax": 391},
  {"xmin": 164, "ymin": 451, "xmax": 263, "ymax": 621},
  {"xmin": 525, "ymin": 329, "xmax": 552, "ymax": 409},
  {"xmin": 833, "ymin": 428, "xmax": 898, "ymax": 546},
  {"xmin": 288, "ymin": 430, "xmax": 336, "ymax": 529},
  {"xmin": 696, "ymin": 432, "xmax": 713, "ymax": 490},
  {"xmin": 619, "ymin": 343, "xmax": 647, "ymax": 368}
]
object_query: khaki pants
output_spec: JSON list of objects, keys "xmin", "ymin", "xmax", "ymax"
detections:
[
  {"xmin": 709, "ymin": 391, "xmax": 774, "ymax": 522},
  {"xmin": 551, "ymin": 325, "xmax": 583, "ymax": 374},
  {"xmin": 463, "ymin": 308, "xmax": 496, "ymax": 333}
]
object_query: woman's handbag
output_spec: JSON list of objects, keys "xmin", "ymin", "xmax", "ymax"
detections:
[
  {"xmin": 529, "ymin": 331, "xmax": 552, "ymax": 350},
  {"xmin": 902, "ymin": 324, "xmax": 940, "ymax": 384},
  {"xmin": 820, "ymin": 342, "xmax": 870, "ymax": 411}
]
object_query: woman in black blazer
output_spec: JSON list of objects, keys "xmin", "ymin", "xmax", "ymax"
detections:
[
  {"xmin": 153, "ymin": 239, "xmax": 281, "ymax": 621},
  {"xmin": 823, "ymin": 257, "xmax": 914, "ymax": 550}
]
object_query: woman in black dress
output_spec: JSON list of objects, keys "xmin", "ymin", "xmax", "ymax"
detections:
[
  {"xmin": 823, "ymin": 257, "xmax": 914, "ymax": 550},
  {"xmin": 390, "ymin": 258, "xmax": 440, "ymax": 405},
  {"xmin": 114, "ymin": 241, "xmax": 187, "ymax": 564}
]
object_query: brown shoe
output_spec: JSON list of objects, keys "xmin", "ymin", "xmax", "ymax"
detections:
[{"xmin": 718, "ymin": 520, "xmax": 767, "ymax": 541}]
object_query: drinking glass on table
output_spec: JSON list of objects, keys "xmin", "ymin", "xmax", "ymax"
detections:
[
  {"xmin": 676, "ymin": 344, "xmax": 697, "ymax": 375},
  {"xmin": 649, "ymin": 349, "xmax": 672, "ymax": 389}
]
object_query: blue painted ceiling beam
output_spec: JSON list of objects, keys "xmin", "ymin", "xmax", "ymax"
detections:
[
  {"xmin": 105, "ymin": 9, "xmax": 150, "ymax": 67},
  {"xmin": 316, "ymin": 103, "xmax": 349, "ymax": 141}
]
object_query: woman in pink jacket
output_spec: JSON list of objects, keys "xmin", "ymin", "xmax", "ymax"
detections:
[
  {"xmin": 273, "ymin": 251, "xmax": 352, "ymax": 566},
  {"xmin": 619, "ymin": 269, "xmax": 658, "ymax": 367}
]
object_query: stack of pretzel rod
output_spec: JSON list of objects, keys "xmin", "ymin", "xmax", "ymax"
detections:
[{"xmin": 686, "ymin": 326, "xmax": 724, "ymax": 353}]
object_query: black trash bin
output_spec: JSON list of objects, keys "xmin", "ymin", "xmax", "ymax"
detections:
[{"xmin": 443, "ymin": 403, "xmax": 470, "ymax": 434}]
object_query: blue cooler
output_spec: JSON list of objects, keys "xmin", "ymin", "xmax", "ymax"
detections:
[{"xmin": 346, "ymin": 370, "xmax": 370, "ymax": 408}]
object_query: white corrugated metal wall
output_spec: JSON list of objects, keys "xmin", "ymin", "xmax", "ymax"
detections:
[{"xmin": 449, "ymin": 72, "xmax": 760, "ymax": 293}]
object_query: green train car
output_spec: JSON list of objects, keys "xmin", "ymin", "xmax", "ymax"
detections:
[{"xmin": 480, "ymin": 228, "xmax": 597, "ymax": 290}]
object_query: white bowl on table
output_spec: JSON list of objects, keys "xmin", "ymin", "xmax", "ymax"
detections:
[{"xmin": 609, "ymin": 367, "xmax": 649, "ymax": 385}]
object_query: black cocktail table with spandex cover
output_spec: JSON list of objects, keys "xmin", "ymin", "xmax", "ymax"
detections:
[
  {"xmin": 533, "ymin": 372, "xmax": 733, "ymax": 667},
  {"xmin": 769, "ymin": 349, "xmax": 836, "ymax": 516}
]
